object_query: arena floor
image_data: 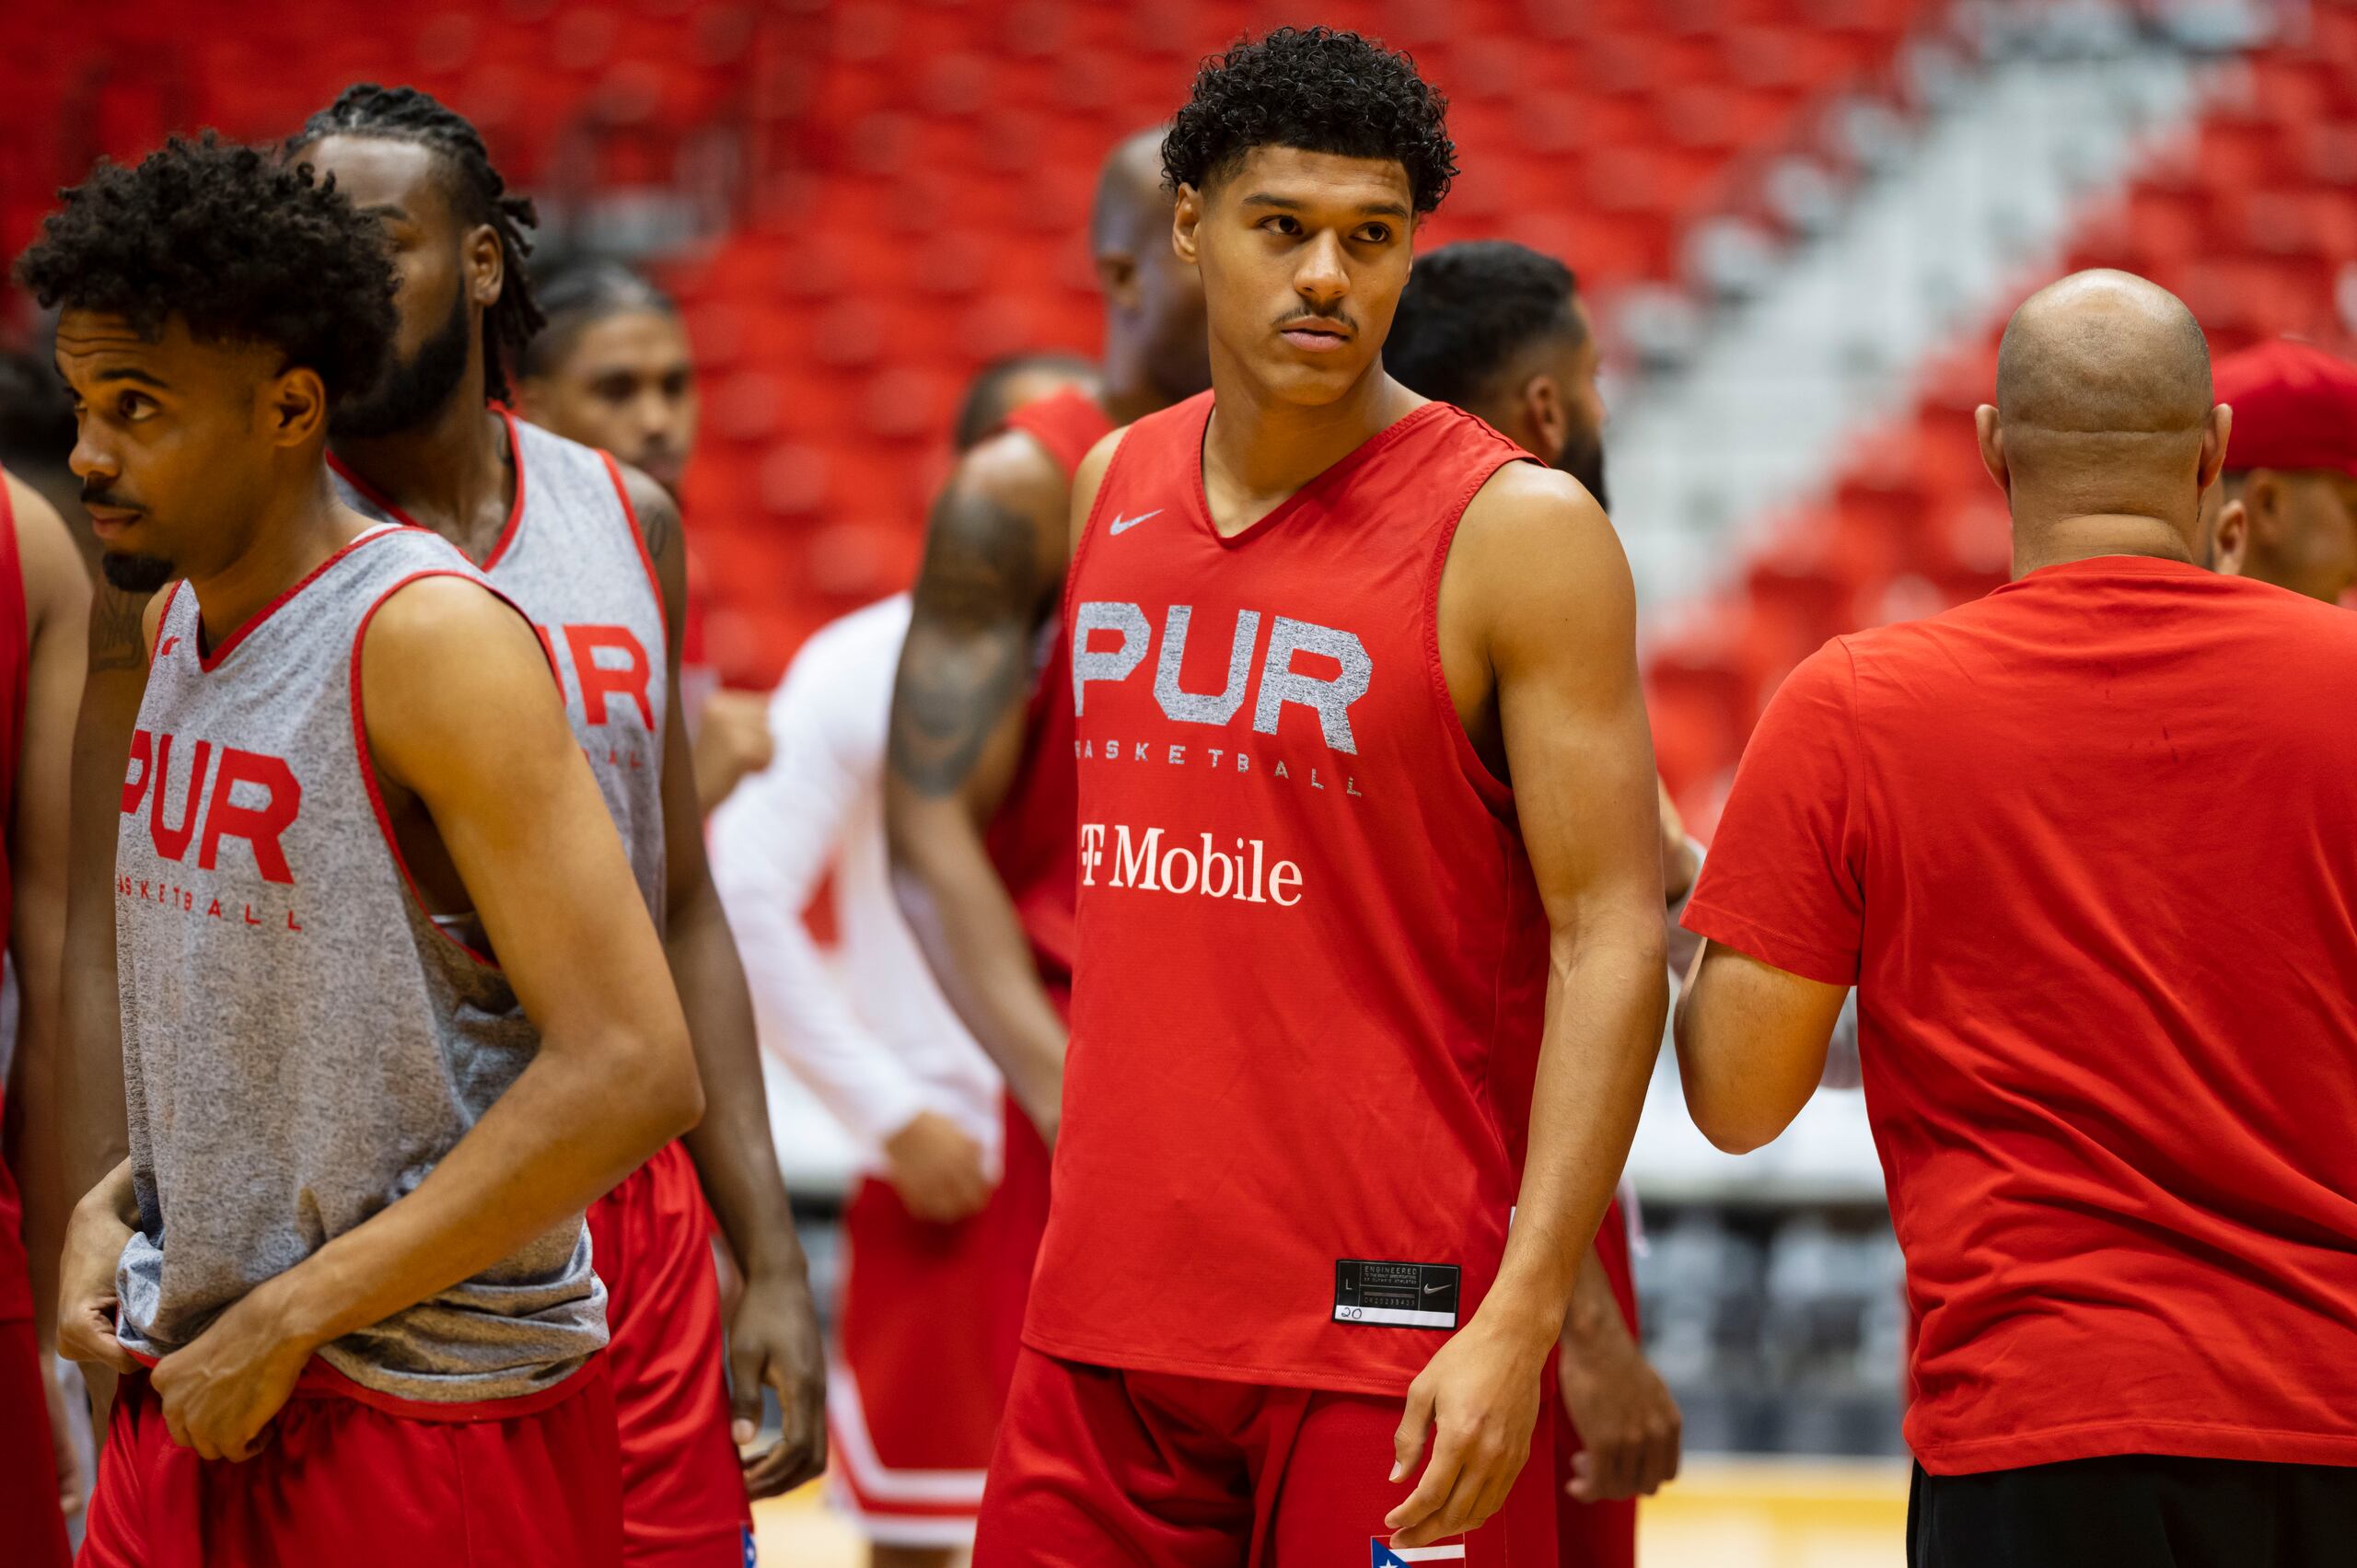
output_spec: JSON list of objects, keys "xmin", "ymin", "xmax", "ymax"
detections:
[{"xmin": 751, "ymin": 1456, "xmax": 1913, "ymax": 1566}]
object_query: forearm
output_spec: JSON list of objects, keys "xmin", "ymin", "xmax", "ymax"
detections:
[
  {"xmin": 1491, "ymin": 933, "xmax": 1667, "ymax": 1341},
  {"xmin": 12, "ymin": 973, "xmax": 67, "ymax": 1348},
  {"xmin": 887, "ymin": 797, "xmax": 1065, "ymax": 1132},
  {"xmin": 1561, "ymin": 1239, "xmax": 1630, "ymax": 1349},
  {"xmin": 271, "ymin": 1038, "xmax": 691, "ymax": 1351},
  {"xmin": 58, "ymin": 684, "xmax": 135, "ymax": 1205},
  {"xmin": 669, "ymin": 883, "xmax": 806, "ymax": 1278}
]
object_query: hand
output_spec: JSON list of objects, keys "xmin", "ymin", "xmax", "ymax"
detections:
[
  {"xmin": 1386, "ymin": 1308, "xmax": 1552, "ymax": 1549},
  {"xmin": 882, "ymin": 1110, "xmax": 993, "ymax": 1224},
  {"xmin": 726, "ymin": 1267, "xmax": 828, "ymax": 1497},
  {"xmin": 693, "ymin": 690, "xmax": 774, "ymax": 813},
  {"xmin": 149, "ymin": 1279, "xmax": 317, "ymax": 1461},
  {"xmin": 1558, "ymin": 1312, "xmax": 1682, "ymax": 1501},
  {"xmin": 56, "ymin": 1196, "xmax": 136, "ymax": 1376},
  {"xmin": 43, "ymin": 1354, "xmax": 87, "ymax": 1515}
]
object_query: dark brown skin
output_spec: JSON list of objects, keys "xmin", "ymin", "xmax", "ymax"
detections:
[{"xmin": 48, "ymin": 310, "xmax": 701, "ymax": 1462}]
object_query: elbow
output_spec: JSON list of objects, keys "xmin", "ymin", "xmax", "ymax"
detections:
[
  {"xmin": 615, "ymin": 1019, "xmax": 705, "ymax": 1151},
  {"xmin": 1691, "ymin": 1106, "xmax": 1778, "ymax": 1157}
]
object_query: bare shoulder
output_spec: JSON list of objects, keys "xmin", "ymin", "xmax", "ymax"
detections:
[
  {"xmin": 6, "ymin": 472, "xmax": 86, "ymax": 614},
  {"xmin": 1447, "ymin": 459, "xmax": 1635, "ymax": 645},
  {"xmin": 911, "ymin": 428, "xmax": 1078, "ymax": 622},
  {"xmin": 1066, "ymin": 426, "xmax": 1131, "ymax": 556},
  {"xmin": 360, "ymin": 573, "xmax": 541, "ymax": 682}
]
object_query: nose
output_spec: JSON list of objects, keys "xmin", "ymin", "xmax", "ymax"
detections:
[
  {"xmin": 1293, "ymin": 230, "xmax": 1349, "ymax": 311},
  {"xmin": 69, "ymin": 417, "xmax": 116, "ymax": 484}
]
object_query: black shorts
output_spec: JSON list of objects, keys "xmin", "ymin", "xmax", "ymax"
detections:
[{"xmin": 1910, "ymin": 1454, "xmax": 2357, "ymax": 1568}]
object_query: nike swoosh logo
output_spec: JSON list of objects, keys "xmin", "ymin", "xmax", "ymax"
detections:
[
  {"xmin": 1108, "ymin": 508, "xmax": 1162, "ymax": 536},
  {"xmin": 1422, "ymin": 1282, "xmax": 1450, "ymax": 1295}
]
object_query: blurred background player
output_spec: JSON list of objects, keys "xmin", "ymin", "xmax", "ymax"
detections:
[
  {"xmin": 711, "ymin": 353, "xmax": 1095, "ymax": 1565},
  {"xmin": 883, "ymin": 126, "xmax": 1207, "ymax": 1149},
  {"xmin": 0, "ymin": 350, "xmax": 90, "ymax": 581},
  {"xmin": 284, "ymin": 85, "xmax": 825, "ymax": 1558},
  {"xmin": 514, "ymin": 258, "xmax": 773, "ymax": 812},
  {"xmin": 28, "ymin": 133, "xmax": 702, "ymax": 1567},
  {"xmin": 974, "ymin": 29, "xmax": 1667, "ymax": 1562},
  {"xmin": 2200, "ymin": 338, "xmax": 2357, "ymax": 605},
  {"xmin": 1387, "ymin": 238, "xmax": 1683, "ymax": 1566},
  {"xmin": 1677, "ymin": 271, "xmax": 2357, "ymax": 1565},
  {"xmin": 0, "ymin": 458, "xmax": 89, "ymax": 1564}
]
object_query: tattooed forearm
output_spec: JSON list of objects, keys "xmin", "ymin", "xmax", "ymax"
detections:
[
  {"xmin": 887, "ymin": 487, "xmax": 1044, "ymax": 797},
  {"xmin": 87, "ymin": 580, "xmax": 152, "ymax": 674}
]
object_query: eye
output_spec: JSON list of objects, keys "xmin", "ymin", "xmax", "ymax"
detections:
[
  {"xmin": 1356, "ymin": 224, "xmax": 1392, "ymax": 244},
  {"xmin": 120, "ymin": 393, "xmax": 157, "ymax": 422},
  {"xmin": 1260, "ymin": 215, "xmax": 1302, "ymax": 237}
]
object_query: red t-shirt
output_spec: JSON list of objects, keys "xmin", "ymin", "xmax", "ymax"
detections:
[
  {"xmin": 1684, "ymin": 554, "xmax": 2357, "ymax": 1475},
  {"xmin": 1023, "ymin": 394, "xmax": 1543, "ymax": 1398}
]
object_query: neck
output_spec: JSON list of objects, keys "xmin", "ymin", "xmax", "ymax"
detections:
[
  {"xmin": 329, "ymin": 368, "xmax": 514, "ymax": 562},
  {"xmin": 1201, "ymin": 353, "xmax": 1414, "ymax": 527},
  {"xmin": 190, "ymin": 465, "xmax": 365, "ymax": 653},
  {"xmin": 2011, "ymin": 512, "xmax": 2197, "ymax": 577}
]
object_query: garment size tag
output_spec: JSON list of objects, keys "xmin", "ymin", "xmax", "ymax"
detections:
[{"xmin": 1333, "ymin": 1259, "xmax": 1460, "ymax": 1330}]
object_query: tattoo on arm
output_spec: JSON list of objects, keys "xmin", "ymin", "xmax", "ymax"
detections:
[
  {"xmin": 888, "ymin": 489, "xmax": 1043, "ymax": 798},
  {"xmin": 87, "ymin": 581, "xmax": 152, "ymax": 675},
  {"xmin": 636, "ymin": 484, "xmax": 676, "ymax": 566}
]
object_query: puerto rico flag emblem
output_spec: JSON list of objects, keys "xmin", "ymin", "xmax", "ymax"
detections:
[{"xmin": 1371, "ymin": 1542, "xmax": 1468, "ymax": 1565}]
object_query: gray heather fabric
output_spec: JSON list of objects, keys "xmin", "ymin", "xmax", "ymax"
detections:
[
  {"xmin": 114, "ymin": 524, "xmax": 607, "ymax": 1401},
  {"xmin": 335, "ymin": 414, "xmax": 669, "ymax": 925}
]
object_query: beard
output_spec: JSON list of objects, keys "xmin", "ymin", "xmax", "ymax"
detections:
[
  {"xmin": 1556, "ymin": 425, "xmax": 1609, "ymax": 512},
  {"xmin": 101, "ymin": 552, "xmax": 175, "ymax": 594},
  {"xmin": 332, "ymin": 285, "xmax": 472, "ymax": 439}
]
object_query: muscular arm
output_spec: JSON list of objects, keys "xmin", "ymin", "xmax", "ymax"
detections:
[
  {"xmin": 7, "ymin": 478, "xmax": 89, "ymax": 1354},
  {"xmin": 629, "ymin": 466, "xmax": 825, "ymax": 1495},
  {"xmin": 883, "ymin": 431, "xmax": 1074, "ymax": 1139},
  {"xmin": 1673, "ymin": 944, "xmax": 1848, "ymax": 1153},
  {"xmin": 192, "ymin": 580, "xmax": 701, "ymax": 1405},
  {"xmin": 1389, "ymin": 463, "xmax": 1670, "ymax": 1546}
]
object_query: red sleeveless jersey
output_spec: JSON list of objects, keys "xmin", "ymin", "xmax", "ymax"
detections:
[
  {"xmin": 985, "ymin": 389, "xmax": 1115, "ymax": 1002},
  {"xmin": 1022, "ymin": 392, "xmax": 1549, "ymax": 1397}
]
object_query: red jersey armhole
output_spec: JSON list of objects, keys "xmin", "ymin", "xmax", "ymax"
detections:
[
  {"xmin": 1421, "ymin": 452, "xmax": 1534, "ymax": 818},
  {"xmin": 150, "ymin": 581, "xmax": 185, "ymax": 667},
  {"xmin": 348, "ymin": 568, "xmax": 546, "ymax": 972},
  {"xmin": 598, "ymin": 449, "xmax": 671, "ymax": 646},
  {"xmin": 1058, "ymin": 426, "xmax": 1133, "ymax": 652}
]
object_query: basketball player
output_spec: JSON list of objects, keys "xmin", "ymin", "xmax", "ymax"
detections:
[
  {"xmin": 511, "ymin": 258, "xmax": 770, "ymax": 811},
  {"xmin": 949, "ymin": 353, "xmax": 1101, "ymax": 453},
  {"xmin": 2199, "ymin": 338, "xmax": 2357, "ymax": 604},
  {"xmin": 1387, "ymin": 239, "xmax": 1682, "ymax": 1564},
  {"xmin": 284, "ymin": 86, "xmax": 824, "ymax": 1559},
  {"xmin": 711, "ymin": 354, "xmax": 1096, "ymax": 1564},
  {"xmin": 0, "ymin": 461, "xmax": 90, "ymax": 1563},
  {"xmin": 1678, "ymin": 271, "xmax": 2357, "ymax": 1565},
  {"xmin": 26, "ymin": 134, "xmax": 700, "ymax": 1565},
  {"xmin": 885, "ymin": 127, "xmax": 1208, "ymax": 1148},
  {"xmin": 973, "ymin": 28, "xmax": 1669, "ymax": 1563}
]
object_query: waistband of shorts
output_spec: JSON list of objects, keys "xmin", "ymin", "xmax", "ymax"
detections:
[{"xmin": 126, "ymin": 1346, "xmax": 607, "ymax": 1423}]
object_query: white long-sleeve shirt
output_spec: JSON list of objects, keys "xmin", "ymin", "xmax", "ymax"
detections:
[{"xmin": 710, "ymin": 595, "xmax": 1005, "ymax": 1176}]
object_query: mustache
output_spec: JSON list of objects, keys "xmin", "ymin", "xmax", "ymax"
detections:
[
  {"xmin": 1274, "ymin": 308, "xmax": 1356, "ymax": 334},
  {"xmin": 81, "ymin": 479, "xmax": 139, "ymax": 513}
]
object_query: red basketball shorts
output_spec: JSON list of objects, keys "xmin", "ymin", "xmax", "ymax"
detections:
[
  {"xmin": 0, "ymin": 1318, "xmax": 71, "ymax": 1568},
  {"xmin": 1552, "ymin": 1198, "xmax": 1638, "ymax": 1568},
  {"xmin": 830, "ymin": 1098, "xmax": 1051, "ymax": 1547},
  {"xmin": 79, "ymin": 1354, "xmax": 621, "ymax": 1567},
  {"xmin": 973, "ymin": 1344, "xmax": 1558, "ymax": 1567},
  {"xmin": 586, "ymin": 1138, "xmax": 753, "ymax": 1566}
]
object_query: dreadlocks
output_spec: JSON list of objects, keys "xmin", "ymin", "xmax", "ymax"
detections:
[{"xmin": 288, "ymin": 84, "xmax": 543, "ymax": 404}]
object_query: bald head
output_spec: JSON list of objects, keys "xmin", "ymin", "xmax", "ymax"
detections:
[
  {"xmin": 1091, "ymin": 126, "xmax": 1171, "ymax": 256},
  {"xmin": 1981, "ymin": 271, "xmax": 2229, "ymax": 561}
]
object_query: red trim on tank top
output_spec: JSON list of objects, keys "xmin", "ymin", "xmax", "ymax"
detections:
[
  {"xmin": 196, "ymin": 526, "xmax": 410, "ymax": 673},
  {"xmin": 598, "ymin": 449, "xmax": 670, "ymax": 644},
  {"xmin": 149, "ymin": 580, "xmax": 185, "ymax": 667},
  {"xmin": 1420, "ymin": 440, "xmax": 1537, "ymax": 815},
  {"xmin": 347, "ymin": 567, "xmax": 548, "ymax": 971},
  {"xmin": 1187, "ymin": 398, "xmax": 1448, "ymax": 549},
  {"xmin": 325, "ymin": 409, "xmax": 530, "ymax": 571}
]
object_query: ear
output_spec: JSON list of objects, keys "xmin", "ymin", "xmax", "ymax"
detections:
[
  {"xmin": 2212, "ymin": 496, "xmax": 2250, "ymax": 575},
  {"xmin": 2242, "ymin": 469, "xmax": 2283, "ymax": 542},
  {"xmin": 1975, "ymin": 405, "xmax": 2008, "ymax": 495},
  {"xmin": 1096, "ymin": 249, "xmax": 1142, "ymax": 311},
  {"xmin": 466, "ymin": 222, "xmax": 504, "ymax": 309},
  {"xmin": 1172, "ymin": 184, "xmax": 1203, "ymax": 267},
  {"xmin": 2197, "ymin": 403, "xmax": 2231, "ymax": 494},
  {"xmin": 262, "ymin": 366, "xmax": 329, "ymax": 449},
  {"xmin": 1522, "ymin": 374, "xmax": 1566, "ymax": 463}
]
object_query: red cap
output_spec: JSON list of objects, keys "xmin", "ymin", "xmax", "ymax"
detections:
[{"xmin": 2213, "ymin": 338, "xmax": 2357, "ymax": 478}]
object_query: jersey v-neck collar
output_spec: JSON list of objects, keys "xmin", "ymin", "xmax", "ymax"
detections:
[
  {"xmin": 1189, "ymin": 398, "xmax": 1446, "ymax": 550},
  {"xmin": 326, "ymin": 408, "xmax": 528, "ymax": 571}
]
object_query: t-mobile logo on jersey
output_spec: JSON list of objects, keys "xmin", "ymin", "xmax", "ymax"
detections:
[
  {"xmin": 1072, "ymin": 602, "xmax": 1371, "ymax": 754},
  {"xmin": 1078, "ymin": 823, "xmax": 1304, "ymax": 906}
]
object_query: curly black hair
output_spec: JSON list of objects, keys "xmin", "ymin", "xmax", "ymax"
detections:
[
  {"xmin": 13, "ymin": 133, "xmax": 398, "ymax": 403},
  {"xmin": 1162, "ymin": 27, "xmax": 1456, "ymax": 215},
  {"xmin": 288, "ymin": 84, "xmax": 543, "ymax": 404},
  {"xmin": 1387, "ymin": 240, "xmax": 1585, "ymax": 409}
]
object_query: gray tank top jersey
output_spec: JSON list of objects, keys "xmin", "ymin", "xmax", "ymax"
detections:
[
  {"xmin": 114, "ymin": 525, "xmax": 607, "ymax": 1402},
  {"xmin": 335, "ymin": 414, "xmax": 669, "ymax": 924}
]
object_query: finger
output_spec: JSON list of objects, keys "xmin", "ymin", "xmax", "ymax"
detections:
[
  {"xmin": 1640, "ymin": 1422, "xmax": 1683, "ymax": 1495},
  {"xmin": 1391, "ymin": 1449, "xmax": 1488, "ymax": 1549},
  {"xmin": 1389, "ymin": 1381, "xmax": 1434, "ymax": 1484},
  {"xmin": 727, "ymin": 1342, "xmax": 766, "ymax": 1450},
  {"xmin": 765, "ymin": 1364, "xmax": 827, "ymax": 1493},
  {"xmin": 1383, "ymin": 1428, "xmax": 1464, "ymax": 1535},
  {"xmin": 1599, "ymin": 1434, "xmax": 1638, "ymax": 1501}
]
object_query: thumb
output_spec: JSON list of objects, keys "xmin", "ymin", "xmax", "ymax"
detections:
[
  {"xmin": 1391, "ymin": 1380, "xmax": 1434, "ymax": 1483},
  {"xmin": 729, "ymin": 1341, "xmax": 766, "ymax": 1448}
]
